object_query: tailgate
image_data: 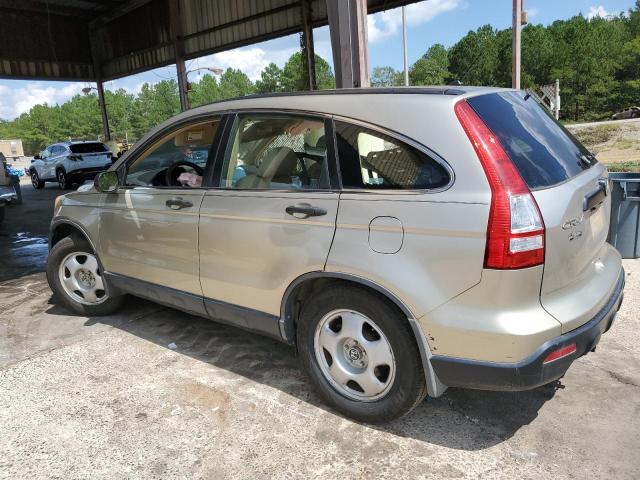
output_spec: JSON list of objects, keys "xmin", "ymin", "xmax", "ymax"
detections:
[
  {"xmin": 533, "ymin": 165, "xmax": 622, "ymax": 332},
  {"xmin": 78, "ymin": 152, "xmax": 111, "ymax": 167},
  {"xmin": 466, "ymin": 91, "xmax": 623, "ymax": 333}
]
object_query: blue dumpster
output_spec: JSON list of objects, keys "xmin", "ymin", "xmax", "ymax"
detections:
[{"xmin": 608, "ymin": 172, "xmax": 640, "ymax": 258}]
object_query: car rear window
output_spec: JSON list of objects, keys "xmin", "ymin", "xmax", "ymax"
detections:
[
  {"xmin": 466, "ymin": 91, "xmax": 596, "ymax": 189},
  {"xmin": 69, "ymin": 143, "xmax": 108, "ymax": 154}
]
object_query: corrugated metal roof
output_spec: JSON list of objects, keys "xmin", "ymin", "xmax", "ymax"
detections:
[{"xmin": 0, "ymin": 0, "xmax": 422, "ymax": 81}]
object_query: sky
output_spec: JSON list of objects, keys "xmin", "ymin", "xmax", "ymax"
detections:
[{"xmin": 0, "ymin": 0, "xmax": 636, "ymax": 120}]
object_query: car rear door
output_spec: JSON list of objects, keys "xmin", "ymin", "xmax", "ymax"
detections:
[
  {"xmin": 198, "ymin": 112, "xmax": 339, "ymax": 332},
  {"xmin": 467, "ymin": 91, "xmax": 622, "ymax": 333},
  {"xmin": 98, "ymin": 116, "xmax": 222, "ymax": 311}
]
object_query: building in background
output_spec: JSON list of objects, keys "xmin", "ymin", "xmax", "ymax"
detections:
[{"xmin": 0, "ymin": 140, "xmax": 25, "ymax": 161}]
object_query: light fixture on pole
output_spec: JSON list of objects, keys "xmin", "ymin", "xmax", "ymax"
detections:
[{"xmin": 182, "ymin": 66, "xmax": 224, "ymax": 110}]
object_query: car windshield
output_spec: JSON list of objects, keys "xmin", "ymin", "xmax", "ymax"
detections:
[{"xmin": 69, "ymin": 143, "xmax": 109, "ymax": 154}]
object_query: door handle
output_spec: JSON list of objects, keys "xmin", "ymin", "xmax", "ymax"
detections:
[
  {"xmin": 285, "ymin": 204, "xmax": 327, "ymax": 217},
  {"xmin": 166, "ymin": 197, "xmax": 193, "ymax": 210}
]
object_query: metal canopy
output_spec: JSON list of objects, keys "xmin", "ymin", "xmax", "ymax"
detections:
[{"xmin": 0, "ymin": 0, "xmax": 420, "ymax": 82}]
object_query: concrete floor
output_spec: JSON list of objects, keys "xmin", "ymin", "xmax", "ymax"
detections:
[{"xmin": 1, "ymin": 183, "xmax": 639, "ymax": 479}]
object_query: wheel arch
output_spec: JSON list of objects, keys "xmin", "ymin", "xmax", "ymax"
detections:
[
  {"xmin": 280, "ymin": 272, "xmax": 447, "ymax": 397},
  {"xmin": 49, "ymin": 218, "xmax": 98, "ymax": 254}
]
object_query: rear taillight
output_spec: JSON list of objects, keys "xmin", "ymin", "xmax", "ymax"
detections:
[{"xmin": 455, "ymin": 100, "xmax": 545, "ymax": 269}]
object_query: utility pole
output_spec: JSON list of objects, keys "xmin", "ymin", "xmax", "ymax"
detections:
[
  {"xmin": 402, "ymin": 6, "xmax": 409, "ymax": 86},
  {"xmin": 554, "ymin": 78, "xmax": 561, "ymax": 120},
  {"xmin": 512, "ymin": 0, "xmax": 523, "ymax": 89}
]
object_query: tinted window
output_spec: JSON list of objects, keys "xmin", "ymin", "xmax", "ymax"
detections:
[
  {"xmin": 467, "ymin": 91, "xmax": 596, "ymax": 189},
  {"xmin": 335, "ymin": 121, "xmax": 450, "ymax": 190},
  {"xmin": 51, "ymin": 145, "xmax": 66, "ymax": 155},
  {"xmin": 70, "ymin": 143, "xmax": 109, "ymax": 154},
  {"xmin": 220, "ymin": 114, "xmax": 329, "ymax": 190}
]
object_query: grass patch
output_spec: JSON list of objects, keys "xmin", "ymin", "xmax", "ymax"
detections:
[
  {"xmin": 570, "ymin": 125, "xmax": 618, "ymax": 147},
  {"xmin": 604, "ymin": 161, "xmax": 640, "ymax": 172},
  {"xmin": 613, "ymin": 139, "xmax": 639, "ymax": 150}
]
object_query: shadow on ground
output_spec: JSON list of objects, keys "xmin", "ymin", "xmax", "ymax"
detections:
[{"xmin": 45, "ymin": 296, "xmax": 558, "ymax": 451}]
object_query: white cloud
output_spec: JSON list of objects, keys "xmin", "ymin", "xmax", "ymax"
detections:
[
  {"xmin": 0, "ymin": 82, "xmax": 84, "ymax": 120},
  {"xmin": 527, "ymin": 7, "xmax": 539, "ymax": 18},
  {"xmin": 587, "ymin": 5, "xmax": 609, "ymax": 19},
  {"xmin": 202, "ymin": 45, "xmax": 299, "ymax": 81},
  {"xmin": 368, "ymin": 0, "xmax": 461, "ymax": 43}
]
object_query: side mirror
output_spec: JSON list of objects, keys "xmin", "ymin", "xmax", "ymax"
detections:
[
  {"xmin": 33, "ymin": 154, "xmax": 41, "ymax": 160},
  {"xmin": 94, "ymin": 171, "xmax": 119, "ymax": 193}
]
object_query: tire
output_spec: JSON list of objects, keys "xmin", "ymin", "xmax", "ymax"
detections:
[
  {"xmin": 57, "ymin": 169, "xmax": 70, "ymax": 190},
  {"xmin": 0, "ymin": 204, "xmax": 5, "ymax": 226},
  {"xmin": 31, "ymin": 171, "xmax": 45, "ymax": 189},
  {"xmin": 297, "ymin": 284, "xmax": 427, "ymax": 423},
  {"xmin": 47, "ymin": 235, "xmax": 125, "ymax": 316}
]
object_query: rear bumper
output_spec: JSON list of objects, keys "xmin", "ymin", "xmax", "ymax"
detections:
[{"xmin": 431, "ymin": 268, "xmax": 625, "ymax": 391}]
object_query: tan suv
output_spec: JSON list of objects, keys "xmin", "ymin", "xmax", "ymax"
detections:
[{"xmin": 47, "ymin": 88, "xmax": 624, "ymax": 422}]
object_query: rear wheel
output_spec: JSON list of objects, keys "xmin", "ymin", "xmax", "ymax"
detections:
[
  {"xmin": 297, "ymin": 284, "xmax": 427, "ymax": 423},
  {"xmin": 47, "ymin": 235, "xmax": 125, "ymax": 316},
  {"xmin": 57, "ymin": 170, "xmax": 70, "ymax": 189},
  {"xmin": 31, "ymin": 171, "xmax": 45, "ymax": 189}
]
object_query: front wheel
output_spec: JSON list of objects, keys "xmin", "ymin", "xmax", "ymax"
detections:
[
  {"xmin": 47, "ymin": 235, "xmax": 125, "ymax": 316},
  {"xmin": 31, "ymin": 171, "xmax": 45, "ymax": 189},
  {"xmin": 57, "ymin": 170, "xmax": 70, "ymax": 190},
  {"xmin": 297, "ymin": 284, "xmax": 427, "ymax": 423}
]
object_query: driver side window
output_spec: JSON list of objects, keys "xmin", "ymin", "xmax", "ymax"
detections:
[{"xmin": 125, "ymin": 118, "xmax": 220, "ymax": 188}]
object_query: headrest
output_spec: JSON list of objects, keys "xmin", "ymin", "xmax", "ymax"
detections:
[{"xmin": 257, "ymin": 147, "xmax": 298, "ymax": 180}]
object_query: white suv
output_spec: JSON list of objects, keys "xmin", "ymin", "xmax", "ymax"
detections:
[{"xmin": 29, "ymin": 141, "xmax": 113, "ymax": 190}]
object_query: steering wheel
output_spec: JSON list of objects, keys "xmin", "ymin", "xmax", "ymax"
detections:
[{"xmin": 165, "ymin": 160, "xmax": 204, "ymax": 186}]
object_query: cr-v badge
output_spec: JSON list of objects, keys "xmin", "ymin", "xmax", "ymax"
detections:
[{"xmin": 562, "ymin": 215, "xmax": 584, "ymax": 241}]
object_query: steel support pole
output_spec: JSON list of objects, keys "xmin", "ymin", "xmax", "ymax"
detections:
[
  {"xmin": 302, "ymin": 0, "xmax": 317, "ymax": 90},
  {"xmin": 326, "ymin": 0, "xmax": 369, "ymax": 88},
  {"xmin": 89, "ymin": 30, "xmax": 110, "ymax": 141},
  {"xmin": 169, "ymin": 0, "xmax": 189, "ymax": 111},
  {"xmin": 512, "ymin": 0, "xmax": 522, "ymax": 89},
  {"xmin": 96, "ymin": 80, "xmax": 111, "ymax": 142},
  {"xmin": 402, "ymin": 6, "xmax": 409, "ymax": 86}
]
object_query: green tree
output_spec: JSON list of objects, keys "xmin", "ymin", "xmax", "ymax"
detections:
[
  {"xmin": 255, "ymin": 63, "xmax": 284, "ymax": 93},
  {"xmin": 218, "ymin": 68, "xmax": 254, "ymax": 98},
  {"xmin": 409, "ymin": 44, "xmax": 450, "ymax": 85},
  {"xmin": 448, "ymin": 25, "xmax": 500, "ymax": 86},
  {"xmin": 281, "ymin": 52, "xmax": 335, "ymax": 91},
  {"xmin": 189, "ymin": 74, "xmax": 221, "ymax": 107},
  {"xmin": 134, "ymin": 80, "xmax": 180, "ymax": 134},
  {"xmin": 370, "ymin": 66, "xmax": 402, "ymax": 87}
]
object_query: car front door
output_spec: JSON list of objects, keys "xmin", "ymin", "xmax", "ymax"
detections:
[
  {"xmin": 97, "ymin": 116, "xmax": 223, "ymax": 312},
  {"xmin": 39, "ymin": 147, "xmax": 55, "ymax": 179},
  {"xmin": 198, "ymin": 112, "xmax": 339, "ymax": 334},
  {"xmin": 48, "ymin": 145, "xmax": 65, "ymax": 178}
]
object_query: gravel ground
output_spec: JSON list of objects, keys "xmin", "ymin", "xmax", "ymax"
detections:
[{"xmin": 0, "ymin": 186, "xmax": 639, "ymax": 480}]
